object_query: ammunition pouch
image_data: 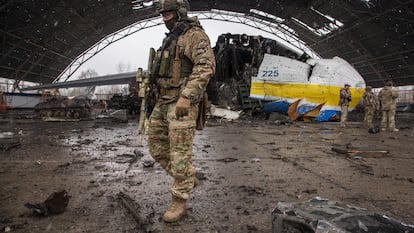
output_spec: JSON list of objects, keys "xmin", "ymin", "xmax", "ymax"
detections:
[
  {"xmin": 152, "ymin": 50, "xmax": 174, "ymax": 82},
  {"xmin": 196, "ymin": 92, "xmax": 209, "ymax": 130},
  {"xmin": 160, "ymin": 88, "xmax": 180, "ymax": 100},
  {"xmin": 158, "ymin": 50, "xmax": 172, "ymax": 77},
  {"xmin": 157, "ymin": 77, "xmax": 184, "ymax": 100}
]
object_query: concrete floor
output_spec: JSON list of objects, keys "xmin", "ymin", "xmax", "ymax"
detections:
[{"xmin": 0, "ymin": 113, "xmax": 413, "ymax": 232}]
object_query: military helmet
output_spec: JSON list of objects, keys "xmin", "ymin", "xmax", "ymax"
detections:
[
  {"xmin": 386, "ymin": 80, "xmax": 393, "ymax": 86},
  {"xmin": 157, "ymin": 0, "xmax": 190, "ymax": 18}
]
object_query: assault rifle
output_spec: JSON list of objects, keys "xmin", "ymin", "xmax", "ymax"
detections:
[{"xmin": 137, "ymin": 48, "xmax": 155, "ymax": 143}]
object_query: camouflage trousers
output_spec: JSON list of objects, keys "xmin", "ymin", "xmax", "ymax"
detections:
[
  {"xmin": 340, "ymin": 105, "xmax": 348, "ymax": 127},
  {"xmin": 148, "ymin": 100, "xmax": 198, "ymax": 200},
  {"xmin": 363, "ymin": 106, "xmax": 374, "ymax": 128},
  {"xmin": 381, "ymin": 109, "xmax": 396, "ymax": 130}
]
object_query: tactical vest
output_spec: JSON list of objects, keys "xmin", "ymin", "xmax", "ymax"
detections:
[
  {"xmin": 363, "ymin": 91, "xmax": 375, "ymax": 107},
  {"xmin": 152, "ymin": 22, "xmax": 195, "ymax": 99},
  {"xmin": 339, "ymin": 88, "xmax": 351, "ymax": 106}
]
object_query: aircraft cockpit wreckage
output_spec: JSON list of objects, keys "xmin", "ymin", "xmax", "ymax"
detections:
[{"xmin": 208, "ymin": 33, "xmax": 366, "ymax": 122}]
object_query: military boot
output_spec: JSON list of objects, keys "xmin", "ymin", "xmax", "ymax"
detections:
[{"xmin": 163, "ymin": 196, "xmax": 187, "ymax": 222}]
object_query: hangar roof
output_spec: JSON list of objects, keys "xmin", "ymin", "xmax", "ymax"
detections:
[{"xmin": 1, "ymin": 0, "xmax": 413, "ymax": 88}]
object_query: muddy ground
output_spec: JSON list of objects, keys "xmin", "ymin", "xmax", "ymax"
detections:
[{"xmin": 0, "ymin": 112, "xmax": 413, "ymax": 233}]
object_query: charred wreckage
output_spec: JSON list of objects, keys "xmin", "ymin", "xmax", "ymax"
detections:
[{"xmin": 207, "ymin": 33, "xmax": 309, "ymax": 113}]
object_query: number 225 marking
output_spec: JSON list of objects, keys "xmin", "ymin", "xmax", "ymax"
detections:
[{"xmin": 262, "ymin": 70, "xmax": 279, "ymax": 78}]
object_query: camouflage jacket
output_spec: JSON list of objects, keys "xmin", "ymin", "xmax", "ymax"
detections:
[
  {"xmin": 156, "ymin": 17, "xmax": 215, "ymax": 103},
  {"xmin": 339, "ymin": 88, "xmax": 351, "ymax": 106},
  {"xmin": 379, "ymin": 86, "xmax": 398, "ymax": 111},
  {"xmin": 363, "ymin": 91, "xmax": 377, "ymax": 108}
]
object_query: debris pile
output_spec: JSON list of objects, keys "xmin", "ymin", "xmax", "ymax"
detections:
[
  {"xmin": 207, "ymin": 33, "xmax": 308, "ymax": 114},
  {"xmin": 24, "ymin": 190, "xmax": 69, "ymax": 216},
  {"xmin": 272, "ymin": 197, "xmax": 414, "ymax": 233}
]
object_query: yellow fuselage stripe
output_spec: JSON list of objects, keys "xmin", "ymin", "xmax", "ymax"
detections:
[{"xmin": 250, "ymin": 82, "xmax": 364, "ymax": 108}]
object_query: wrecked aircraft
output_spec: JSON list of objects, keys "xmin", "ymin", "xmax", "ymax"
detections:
[
  {"xmin": 251, "ymin": 54, "xmax": 366, "ymax": 122},
  {"xmin": 207, "ymin": 33, "xmax": 366, "ymax": 122}
]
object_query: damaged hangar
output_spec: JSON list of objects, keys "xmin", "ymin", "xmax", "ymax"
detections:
[
  {"xmin": 0, "ymin": 0, "xmax": 413, "ymax": 88},
  {"xmin": 1, "ymin": 1, "xmax": 414, "ymax": 233}
]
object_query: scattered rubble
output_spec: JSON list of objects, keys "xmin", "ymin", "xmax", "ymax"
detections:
[
  {"xmin": 24, "ymin": 190, "xmax": 69, "ymax": 216},
  {"xmin": 272, "ymin": 197, "xmax": 414, "ymax": 233},
  {"xmin": 331, "ymin": 146, "xmax": 389, "ymax": 158},
  {"xmin": 116, "ymin": 191, "xmax": 155, "ymax": 232}
]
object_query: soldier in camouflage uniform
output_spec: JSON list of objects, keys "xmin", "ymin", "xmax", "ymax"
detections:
[
  {"xmin": 339, "ymin": 84, "xmax": 352, "ymax": 127},
  {"xmin": 362, "ymin": 86, "xmax": 378, "ymax": 128},
  {"xmin": 378, "ymin": 81, "xmax": 399, "ymax": 132},
  {"xmin": 148, "ymin": 0, "xmax": 215, "ymax": 222}
]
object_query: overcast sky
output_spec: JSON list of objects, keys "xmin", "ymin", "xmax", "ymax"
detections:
[{"xmin": 71, "ymin": 19, "xmax": 280, "ymax": 79}]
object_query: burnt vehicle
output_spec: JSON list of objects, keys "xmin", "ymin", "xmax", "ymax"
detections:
[
  {"xmin": 34, "ymin": 87, "xmax": 106, "ymax": 119},
  {"xmin": 35, "ymin": 95, "xmax": 93, "ymax": 119},
  {"xmin": 107, "ymin": 78, "xmax": 141, "ymax": 115}
]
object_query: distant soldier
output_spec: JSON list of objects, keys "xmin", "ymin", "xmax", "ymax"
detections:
[
  {"xmin": 339, "ymin": 84, "xmax": 352, "ymax": 127},
  {"xmin": 362, "ymin": 86, "xmax": 378, "ymax": 128},
  {"xmin": 378, "ymin": 81, "xmax": 399, "ymax": 132},
  {"xmin": 0, "ymin": 90, "xmax": 6, "ymax": 112}
]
